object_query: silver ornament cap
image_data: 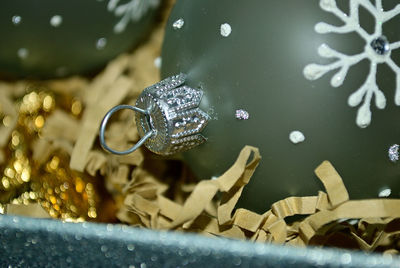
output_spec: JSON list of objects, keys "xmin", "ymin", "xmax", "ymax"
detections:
[{"xmin": 100, "ymin": 74, "xmax": 210, "ymax": 155}]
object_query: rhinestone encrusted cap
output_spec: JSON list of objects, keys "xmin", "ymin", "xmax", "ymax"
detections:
[{"xmin": 135, "ymin": 74, "xmax": 210, "ymax": 155}]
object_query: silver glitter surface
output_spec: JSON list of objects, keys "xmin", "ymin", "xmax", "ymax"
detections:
[
  {"xmin": 0, "ymin": 215, "xmax": 399, "ymax": 267},
  {"xmin": 134, "ymin": 74, "xmax": 209, "ymax": 155},
  {"xmin": 235, "ymin": 109, "xmax": 249, "ymax": 120},
  {"xmin": 172, "ymin": 18, "xmax": 184, "ymax": 30},
  {"xmin": 388, "ymin": 144, "xmax": 399, "ymax": 162}
]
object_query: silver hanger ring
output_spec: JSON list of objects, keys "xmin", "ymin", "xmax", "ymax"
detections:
[{"xmin": 99, "ymin": 104, "xmax": 154, "ymax": 155}]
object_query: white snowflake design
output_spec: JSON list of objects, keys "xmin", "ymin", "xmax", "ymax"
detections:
[
  {"xmin": 107, "ymin": 0, "xmax": 160, "ymax": 33},
  {"xmin": 304, "ymin": 0, "xmax": 400, "ymax": 128}
]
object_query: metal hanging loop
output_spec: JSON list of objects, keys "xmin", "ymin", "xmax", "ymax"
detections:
[{"xmin": 99, "ymin": 104, "xmax": 154, "ymax": 155}]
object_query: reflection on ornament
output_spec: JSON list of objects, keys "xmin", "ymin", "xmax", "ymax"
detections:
[{"xmin": 304, "ymin": 0, "xmax": 400, "ymax": 128}]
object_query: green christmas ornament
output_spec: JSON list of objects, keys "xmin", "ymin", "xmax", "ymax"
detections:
[
  {"xmin": 0, "ymin": 0, "xmax": 160, "ymax": 78},
  {"xmin": 101, "ymin": 0, "xmax": 400, "ymax": 213}
]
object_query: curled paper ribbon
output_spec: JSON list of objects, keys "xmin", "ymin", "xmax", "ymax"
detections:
[{"xmin": 118, "ymin": 148, "xmax": 400, "ymax": 252}]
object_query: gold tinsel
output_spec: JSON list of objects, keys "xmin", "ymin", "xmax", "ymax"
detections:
[{"xmin": 0, "ymin": 87, "xmax": 109, "ymax": 222}]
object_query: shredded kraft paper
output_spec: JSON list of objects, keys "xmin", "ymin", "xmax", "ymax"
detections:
[
  {"xmin": 115, "ymin": 147, "xmax": 400, "ymax": 253},
  {"xmin": 1, "ymin": 0, "xmax": 400, "ymax": 255}
]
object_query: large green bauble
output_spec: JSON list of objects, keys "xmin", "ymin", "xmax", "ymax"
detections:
[
  {"xmin": 161, "ymin": 0, "xmax": 400, "ymax": 213},
  {"xmin": 0, "ymin": 0, "xmax": 160, "ymax": 78}
]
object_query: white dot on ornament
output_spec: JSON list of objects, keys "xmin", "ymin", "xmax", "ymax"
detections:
[
  {"xmin": 289, "ymin": 131, "xmax": 305, "ymax": 144},
  {"xmin": 50, "ymin": 15, "xmax": 63, "ymax": 27},
  {"xmin": 96, "ymin": 38, "xmax": 107, "ymax": 50},
  {"xmin": 378, "ymin": 187, "xmax": 391, "ymax": 197},
  {"xmin": 173, "ymin": 18, "xmax": 184, "ymax": 30},
  {"xmin": 220, "ymin": 23, "xmax": 232, "ymax": 37},
  {"xmin": 17, "ymin": 48, "xmax": 29, "ymax": 59},
  {"xmin": 12, "ymin": 15, "xmax": 22, "ymax": 25}
]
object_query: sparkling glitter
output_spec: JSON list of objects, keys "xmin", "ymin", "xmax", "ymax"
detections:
[
  {"xmin": 289, "ymin": 130, "xmax": 305, "ymax": 144},
  {"xmin": 43, "ymin": 95, "xmax": 54, "ymax": 111},
  {"xmin": 12, "ymin": 15, "xmax": 22, "ymax": 25},
  {"xmin": 2, "ymin": 115, "xmax": 12, "ymax": 126},
  {"xmin": 71, "ymin": 100, "xmax": 82, "ymax": 116},
  {"xmin": 21, "ymin": 169, "xmax": 30, "ymax": 182},
  {"xmin": 235, "ymin": 109, "xmax": 249, "ymax": 120},
  {"xmin": 172, "ymin": 18, "xmax": 184, "ymax": 29},
  {"xmin": 96, "ymin": 38, "xmax": 107, "ymax": 50},
  {"xmin": 50, "ymin": 15, "xmax": 63, "ymax": 27},
  {"xmin": 34, "ymin": 115, "xmax": 45, "ymax": 129},
  {"xmin": 220, "ymin": 23, "xmax": 232, "ymax": 37},
  {"xmin": 17, "ymin": 48, "xmax": 29, "ymax": 59},
  {"xmin": 388, "ymin": 144, "xmax": 399, "ymax": 162},
  {"xmin": 2, "ymin": 178, "xmax": 10, "ymax": 188}
]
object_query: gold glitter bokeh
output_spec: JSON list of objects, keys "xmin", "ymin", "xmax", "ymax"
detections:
[{"xmin": 0, "ymin": 88, "xmax": 105, "ymax": 222}]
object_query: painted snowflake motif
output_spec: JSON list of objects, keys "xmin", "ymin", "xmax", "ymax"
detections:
[
  {"xmin": 107, "ymin": 0, "xmax": 160, "ymax": 33},
  {"xmin": 304, "ymin": 0, "xmax": 400, "ymax": 128}
]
